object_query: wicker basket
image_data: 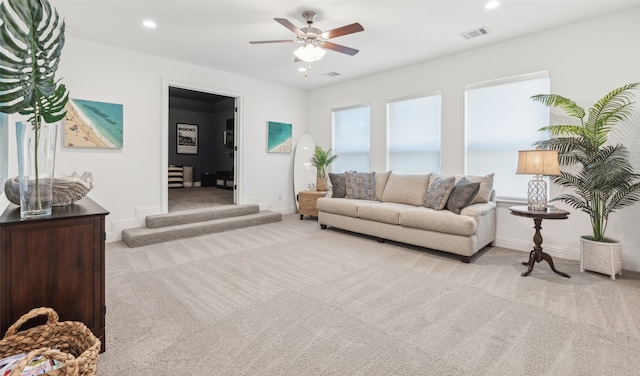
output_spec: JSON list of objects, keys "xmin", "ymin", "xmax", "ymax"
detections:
[
  {"xmin": 580, "ymin": 237, "xmax": 623, "ymax": 280},
  {"xmin": 0, "ymin": 307, "xmax": 100, "ymax": 376}
]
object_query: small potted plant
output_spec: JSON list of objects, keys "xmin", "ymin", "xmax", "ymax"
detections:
[
  {"xmin": 532, "ymin": 83, "xmax": 640, "ymax": 279},
  {"xmin": 310, "ymin": 146, "xmax": 338, "ymax": 191},
  {"xmin": 0, "ymin": 0, "xmax": 69, "ymax": 218}
]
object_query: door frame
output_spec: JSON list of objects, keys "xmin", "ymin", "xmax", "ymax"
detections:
[{"xmin": 161, "ymin": 78, "xmax": 242, "ymax": 213}]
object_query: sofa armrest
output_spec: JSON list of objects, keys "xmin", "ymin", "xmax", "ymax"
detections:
[{"xmin": 460, "ymin": 201, "xmax": 496, "ymax": 217}]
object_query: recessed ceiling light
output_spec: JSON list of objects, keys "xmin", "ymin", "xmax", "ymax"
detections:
[
  {"xmin": 142, "ymin": 20, "xmax": 157, "ymax": 28},
  {"xmin": 485, "ymin": 1, "xmax": 500, "ymax": 9}
]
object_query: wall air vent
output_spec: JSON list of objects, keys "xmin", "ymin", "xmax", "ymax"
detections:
[
  {"xmin": 460, "ymin": 26, "xmax": 489, "ymax": 40},
  {"xmin": 322, "ymin": 72, "xmax": 340, "ymax": 78}
]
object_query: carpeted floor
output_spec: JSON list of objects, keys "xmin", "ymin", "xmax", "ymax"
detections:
[
  {"xmin": 100, "ymin": 214, "xmax": 640, "ymax": 375},
  {"xmin": 168, "ymin": 186, "xmax": 233, "ymax": 211}
]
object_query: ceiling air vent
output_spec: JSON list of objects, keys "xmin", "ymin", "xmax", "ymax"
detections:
[
  {"xmin": 322, "ymin": 72, "xmax": 340, "ymax": 78},
  {"xmin": 460, "ymin": 26, "xmax": 489, "ymax": 40}
]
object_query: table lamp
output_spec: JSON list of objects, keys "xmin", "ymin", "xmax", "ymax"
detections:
[{"xmin": 516, "ymin": 148, "xmax": 560, "ymax": 211}]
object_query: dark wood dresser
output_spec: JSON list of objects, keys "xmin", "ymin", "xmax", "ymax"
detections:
[{"xmin": 0, "ymin": 197, "xmax": 108, "ymax": 352}]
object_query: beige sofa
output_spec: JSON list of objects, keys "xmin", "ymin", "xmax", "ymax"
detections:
[{"xmin": 317, "ymin": 171, "xmax": 497, "ymax": 262}]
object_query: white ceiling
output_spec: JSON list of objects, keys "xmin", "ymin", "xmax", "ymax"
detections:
[{"xmin": 53, "ymin": 0, "xmax": 640, "ymax": 91}]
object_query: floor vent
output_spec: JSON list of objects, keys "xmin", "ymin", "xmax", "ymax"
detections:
[
  {"xmin": 322, "ymin": 72, "xmax": 340, "ymax": 77},
  {"xmin": 460, "ymin": 26, "xmax": 489, "ymax": 40}
]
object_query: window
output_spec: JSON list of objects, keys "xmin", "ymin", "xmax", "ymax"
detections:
[
  {"xmin": 387, "ymin": 93, "xmax": 442, "ymax": 174},
  {"xmin": 332, "ymin": 105, "xmax": 370, "ymax": 172},
  {"xmin": 465, "ymin": 71, "xmax": 550, "ymax": 199}
]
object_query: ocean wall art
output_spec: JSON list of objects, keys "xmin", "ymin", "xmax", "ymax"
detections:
[{"xmin": 64, "ymin": 98, "xmax": 124, "ymax": 149}]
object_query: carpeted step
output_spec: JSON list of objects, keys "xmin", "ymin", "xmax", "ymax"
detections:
[
  {"xmin": 122, "ymin": 211, "xmax": 282, "ymax": 248},
  {"xmin": 145, "ymin": 204, "xmax": 259, "ymax": 228}
]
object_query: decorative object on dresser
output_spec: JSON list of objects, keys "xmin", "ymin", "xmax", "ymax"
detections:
[
  {"xmin": 5, "ymin": 171, "xmax": 94, "ymax": 207},
  {"xmin": 0, "ymin": 197, "xmax": 109, "ymax": 353},
  {"xmin": 310, "ymin": 146, "xmax": 338, "ymax": 192},
  {"xmin": 0, "ymin": 0, "xmax": 69, "ymax": 219},
  {"xmin": 531, "ymin": 83, "xmax": 640, "ymax": 279}
]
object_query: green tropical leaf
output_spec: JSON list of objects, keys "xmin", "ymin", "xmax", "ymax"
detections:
[
  {"xmin": 531, "ymin": 94, "xmax": 585, "ymax": 120},
  {"xmin": 584, "ymin": 83, "xmax": 639, "ymax": 148},
  {"xmin": 0, "ymin": 0, "xmax": 67, "ymax": 118},
  {"xmin": 19, "ymin": 83, "xmax": 68, "ymax": 123}
]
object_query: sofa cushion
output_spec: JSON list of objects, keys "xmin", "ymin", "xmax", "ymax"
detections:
[
  {"xmin": 446, "ymin": 178, "xmax": 481, "ymax": 214},
  {"xmin": 381, "ymin": 173, "xmax": 430, "ymax": 206},
  {"xmin": 375, "ymin": 171, "xmax": 392, "ymax": 201},
  {"xmin": 399, "ymin": 207, "xmax": 477, "ymax": 236},
  {"xmin": 357, "ymin": 202, "xmax": 414, "ymax": 225},
  {"xmin": 329, "ymin": 173, "xmax": 347, "ymax": 198},
  {"xmin": 423, "ymin": 176, "xmax": 455, "ymax": 210},
  {"xmin": 345, "ymin": 171, "xmax": 376, "ymax": 200},
  {"xmin": 317, "ymin": 197, "xmax": 370, "ymax": 218}
]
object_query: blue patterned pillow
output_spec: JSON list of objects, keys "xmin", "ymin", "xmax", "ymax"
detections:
[
  {"xmin": 423, "ymin": 176, "xmax": 456, "ymax": 210},
  {"xmin": 345, "ymin": 172, "xmax": 376, "ymax": 200}
]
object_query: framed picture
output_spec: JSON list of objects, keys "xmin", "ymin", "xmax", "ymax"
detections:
[
  {"xmin": 64, "ymin": 98, "xmax": 124, "ymax": 149},
  {"xmin": 177, "ymin": 123, "xmax": 198, "ymax": 154},
  {"xmin": 267, "ymin": 121, "xmax": 292, "ymax": 153}
]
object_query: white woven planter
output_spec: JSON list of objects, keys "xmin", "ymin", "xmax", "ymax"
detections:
[{"xmin": 580, "ymin": 237, "xmax": 622, "ymax": 280}]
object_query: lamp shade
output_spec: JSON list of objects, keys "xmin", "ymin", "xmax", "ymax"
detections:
[
  {"xmin": 516, "ymin": 149, "xmax": 560, "ymax": 176},
  {"xmin": 294, "ymin": 44, "xmax": 326, "ymax": 62}
]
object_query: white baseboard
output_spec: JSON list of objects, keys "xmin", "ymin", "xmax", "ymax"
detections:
[
  {"xmin": 496, "ymin": 236, "xmax": 640, "ymax": 272},
  {"xmin": 107, "ymin": 205, "xmax": 162, "ymax": 242}
]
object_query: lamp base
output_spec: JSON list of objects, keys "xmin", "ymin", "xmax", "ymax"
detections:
[{"xmin": 527, "ymin": 178, "xmax": 548, "ymax": 211}]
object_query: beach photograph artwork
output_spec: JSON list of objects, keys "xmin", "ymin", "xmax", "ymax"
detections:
[
  {"xmin": 267, "ymin": 121, "xmax": 292, "ymax": 153},
  {"xmin": 64, "ymin": 98, "xmax": 124, "ymax": 149}
]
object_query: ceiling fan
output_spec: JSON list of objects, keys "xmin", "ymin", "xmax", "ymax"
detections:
[{"xmin": 249, "ymin": 11, "xmax": 364, "ymax": 63}]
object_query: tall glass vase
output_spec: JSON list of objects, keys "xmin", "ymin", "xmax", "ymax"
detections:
[{"xmin": 15, "ymin": 121, "xmax": 58, "ymax": 219}]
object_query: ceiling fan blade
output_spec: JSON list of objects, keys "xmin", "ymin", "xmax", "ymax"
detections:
[
  {"xmin": 321, "ymin": 23, "xmax": 364, "ymax": 39},
  {"xmin": 249, "ymin": 40, "xmax": 296, "ymax": 44},
  {"xmin": 274, "ymin": 18, "xmax": 306, "ymax": 38},
  {"xmin": 322, "ymin": 42, "xmax": 359, "ymax": 56}
]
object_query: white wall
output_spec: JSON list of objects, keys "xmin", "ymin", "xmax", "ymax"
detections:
[
  {"xmin": 0, "ymin": 37, "xmax": 307, "ymax": 241},
  {"xmin": 307, "ymin": 8, "xmax": 640, "ymax": 271}
]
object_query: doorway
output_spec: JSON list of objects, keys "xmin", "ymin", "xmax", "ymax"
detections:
[{"xmin": 165, "ymin": 85, "xmax": 238, "ymax": 212}]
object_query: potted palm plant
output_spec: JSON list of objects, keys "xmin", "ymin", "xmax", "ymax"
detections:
[
  {"xmin": 310, "ymin": 146, "xmax": 338, "ymax": 191},
  {"xmin": 532, "ymin": 83, "xmax": 640, "ymax": 279},
  {"xmin": 0, "ymin": 0, "xmax": 69, "ymax": 218}
]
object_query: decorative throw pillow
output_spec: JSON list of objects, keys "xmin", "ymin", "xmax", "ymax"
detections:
[
  {"xmin": 465, "ymin": 173, "xmax": 494, "ymax": 204},
  {"xmin": 446, "ymin": 178, "xmax": 481, "ymax": 214},
  {"xmin": 423, "ymin": 176, "xmax": 456, "ymax": 210},
  {"xmin": 345, "ymin": 171, "xmax": 376, "ymax": 200},
  {"xmin": 374, "ymin": 171, "xmax": 392, "ymax": 201},
  {"xmin": 328, "ymin": 172, "xmax": 347, "ymax": 198}
]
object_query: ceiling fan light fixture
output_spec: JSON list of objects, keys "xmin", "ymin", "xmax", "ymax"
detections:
[{"xmin": 294, "ymin": 44, "xmax": 326, "ymax": 62}]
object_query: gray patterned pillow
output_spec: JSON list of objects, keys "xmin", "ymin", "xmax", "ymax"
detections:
[
  {"xmin": 345, "ymin": 172, "xmax": 376, "ymax": 200},
  {"xmin": 328, "ymin": 173, "xmax": 346, "ymax": 198},
  {"xmin": 446, "ymin": 178, "xmax": 481, "ymax": 214},
  {"xmin": 423, "ymin": 176, "xmax": 456, "ymax": 210}
]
